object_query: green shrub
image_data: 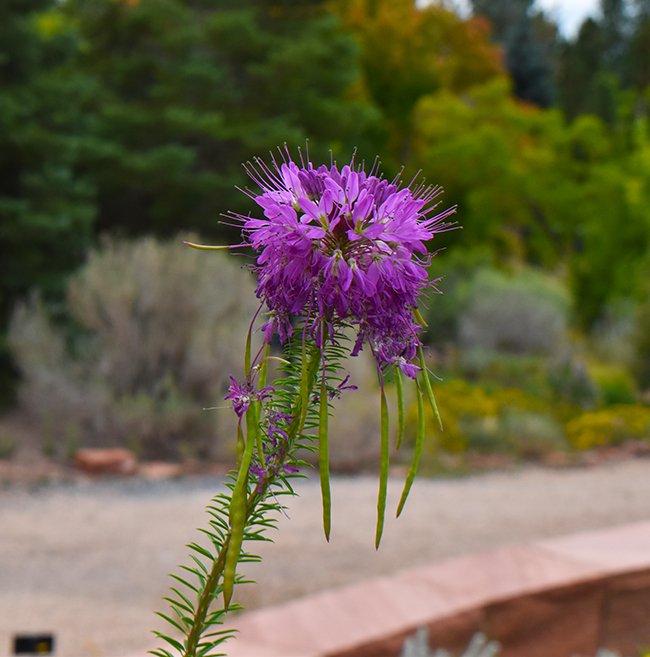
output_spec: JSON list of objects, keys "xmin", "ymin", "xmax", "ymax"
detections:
[
  {"xmin": 547, "ymin": 353, "xmax": 599, "ymax": 409},
  {"xmin": 421, "ymin": 247, "xmax": 494, "ymax": 345},
  {"xmin": 459, "ymin": 349, "xmax": 552, "ymax": 399},
  {"xmin": 632, "ymin": 281, "xmax": 650, "ymax": 390},
  {"xmin": 0, "ymin": 430, "xmax": 17, "ymax": 459},
  {"xmin": 500, "ymin": 410, "xmax": 567, "ymax": 459},
  {"xmin": 9, "ymin": 236, "xmax": 260, "ymax": 460}
]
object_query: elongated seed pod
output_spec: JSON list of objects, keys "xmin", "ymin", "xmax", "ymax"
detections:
[
  {"xmin": 395, "ymin": 367, "xmax": 405, "ymax": 450},
  {"xmin": 223, "ymin": 405, "xmax": 258, "ymax": 607},
  {"xmin": 235, "ymin": 420, "xmax": 244, "ymax": 469},
  {"xmin": 396, "ymin": 378, "xmax": 425, "ymax": 517},
  {"xmin": 222, "ymin": 496, "xmax": 245, "ymax": 609},
  {"xmin": 418, "ymin": 345, "xmax": 443, "ymax": 431},
  {"xmin": 319, "ymin": 372, "xmax": 331, "ymax": 541},
  {"xmin": 375, "ymin": 381, "xmax": 390, "ymax": 549},
  {"xmin": 298, "ymin": 335, "xmax": 310, "ymax": 434}
]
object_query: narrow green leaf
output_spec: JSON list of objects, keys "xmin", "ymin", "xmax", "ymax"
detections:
[
  {"xmin": 152, "ymin": 632, "xmax": 185, "ymax": 654},
  {"xmin": 179, "ymin": 564, "xmax": 206, "ymax": 588},
  {"xmin": 396, "ymin": 378, "xmax": 425, "ymax": 517},
  {"xmin": 169, "ymin": 586, "xmax": 195, "ymax": 613},
  {"xmin": 375, "ymin": 382, "xmax": 389, "ymax": 549},
  {"xmin": 187, "ymin": 542, "xmax": 213, "ymax": 561},
  {"xmin": 418, "ymin": 345, "xmax": 443, "ymax": 431},
  {"xmin": 394, "ymin": 367, "xmax": 405, "ymax": 450},
  {"xmin": 168, "ymin": 572, "xmax": 199, "ymax": 594},
  {"xmin": 318, "ymin": 372, "xmax": 331, "ymax": 541},
  {"xmin": 148, "ymin": 648, "xmax": 173, "ymax": 657},
  {"xmin": 258, "ymin": 343, "xmax": 271, "ymax": 387},
  {"xmin": 187, "ymin": 550, "xmax": 210, "ymax": 571},
  {"xmin": 155, "ymin": 611, "xmax": 189, "ymax": 635}
]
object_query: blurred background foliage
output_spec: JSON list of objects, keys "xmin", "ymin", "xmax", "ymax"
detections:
[{"xmin": 2, "ymin": 0, "xmax": 650, "ymax": 468}]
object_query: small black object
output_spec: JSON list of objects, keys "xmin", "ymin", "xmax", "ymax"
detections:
[{"xmin": 13, "ymin": 634, "xmax": 55, "ymax": 655}]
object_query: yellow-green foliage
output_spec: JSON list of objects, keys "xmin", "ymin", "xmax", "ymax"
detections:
[
  {"xmin": 407, "ymin": 379, "xmax": 546, "ymax": 453},
  {"xmin": 589, "ymin": 363, "xmax": 638, "ymax": 405},
  {"xmin": 566, "ymin": 405, "xmax": 650, "ymax": 450}
]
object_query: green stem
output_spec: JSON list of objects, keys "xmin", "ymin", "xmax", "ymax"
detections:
[
  {"xmin": 180, "ymin": 345, "xmax": 322, "ymax": 657},
  {"xmin": 183, "ymin": 535, "xmax": 231, "ymax": 657}
]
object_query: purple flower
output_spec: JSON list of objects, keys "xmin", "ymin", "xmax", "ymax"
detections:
[
  {"xmin": 224, "ymin": 376, "xmax": 273, "ymax": 418},
  {"xmin": 328, "ymin": 374, "xmax": 358, "ymax": 400},
  {"xmin": 231, "ymin": 148, "xmax": 455, "ymax": 377}
]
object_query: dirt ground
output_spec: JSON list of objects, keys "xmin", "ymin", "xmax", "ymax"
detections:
[{"xmin": 3, "ymin": 458, "xmax": 650, "ymax": 657}]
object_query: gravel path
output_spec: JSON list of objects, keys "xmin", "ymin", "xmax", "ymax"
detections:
[{"xmin": 3, "ymin": 460, "xmax": 650, "ymax": 657}]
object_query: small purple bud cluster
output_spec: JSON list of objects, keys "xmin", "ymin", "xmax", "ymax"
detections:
[
  {"xmin": 249, "ymin": 410, "xmax": 298, "ymax": 492},
  {"xmin": 233, "ymin": 149, "xmax": 455, "ymax": 378}
]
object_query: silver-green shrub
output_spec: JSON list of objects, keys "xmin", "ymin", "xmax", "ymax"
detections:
[
  {"xmin": 9, "ymin": 237, "xmax": 259, "ymax": 459},
  {"xmin": 400, "ymin": 628, "xmax": 624, "ymax": 657},
  {"xmin": 459, "ymin": 268, "xmax": 570, "ymax": 356},
  {"xmin": 401, "ymin": 629, "xmax": 499, "ymax": 657}
]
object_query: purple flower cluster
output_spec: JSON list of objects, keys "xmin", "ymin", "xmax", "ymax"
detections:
[{"xmin": 234, "ymin": 149, "xmax": 455, "ymax": 377}]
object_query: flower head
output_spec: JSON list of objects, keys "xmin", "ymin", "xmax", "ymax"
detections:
[{"xmin": 231, "ymin": 148, "xmax": 455, "ymax": 376}]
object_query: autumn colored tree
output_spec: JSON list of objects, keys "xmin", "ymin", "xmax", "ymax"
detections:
[
  {"xmin": 411, "ymin": 79, "xmax": 650, "ymax": 324},
  {"xmin": 331, "ymin": 0, "xmax": 502, "ymax": 168}
]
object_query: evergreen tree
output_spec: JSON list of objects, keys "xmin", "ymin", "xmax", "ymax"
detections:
[
  {"xmin": 628, "ymin": 0, "xmax": 650, "ymax": 91},
  {"xmin": 557, "ymin": 18, "xmax": 620, "ymax": 123},
  {"xmin": 506, "ymin": 13, "xmax": 556, "ymax": 107},
  {"xmin": 470, "ymin": 0, "xmax": 557, "ymax": 107},
  {"xmin": 0, "ymin": 1, "xmax": 96, "ymax": 406},
  {"xmin": 599, "ymin": 0, "xmax": 632, "ymax": 76},
  {"xmin": 67, "ymin": 0, "xmax": 376, "ymax": 239}
]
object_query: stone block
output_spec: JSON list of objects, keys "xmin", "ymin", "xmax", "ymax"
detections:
[
  {"xmin": 484, "ymin": 582, "xmax": 604, "ymax": 657},
  {"xmin": 74, "ymin": 448, "xmax": 137, "ymax": 475},
  {"xmin": 601, "ymin": 569, "xmax": 650, "ymax": 656}
]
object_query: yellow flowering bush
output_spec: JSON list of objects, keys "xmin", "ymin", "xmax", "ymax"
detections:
[
  {"xmin": 566, "ymin": 405, "xmax": 650, "ymax": 450},
  {"xmin": 406, "ymin": 378, "xmax": 552, "ymax": 454}
]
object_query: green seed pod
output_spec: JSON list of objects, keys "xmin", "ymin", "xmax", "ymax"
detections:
[{"xmin": 375, "ymin": 382, "xmax": 389, "ymax": 549}]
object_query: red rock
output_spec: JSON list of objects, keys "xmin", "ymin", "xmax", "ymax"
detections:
[
  {"xmin": 74, "ymin": 448, "xmax": 137, "ymax": 475},
  {"xmin": 138, "ymin": 461, "xmax": 184, "ymax": 480}
]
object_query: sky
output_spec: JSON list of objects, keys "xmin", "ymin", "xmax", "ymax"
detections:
[
  {"xmin": 537, "ymin": 0, "xmax": 600, "ymax": 37},
  {"xmin": 447, "ymin": 0, "xmax": 601, "ymax": 38}
]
